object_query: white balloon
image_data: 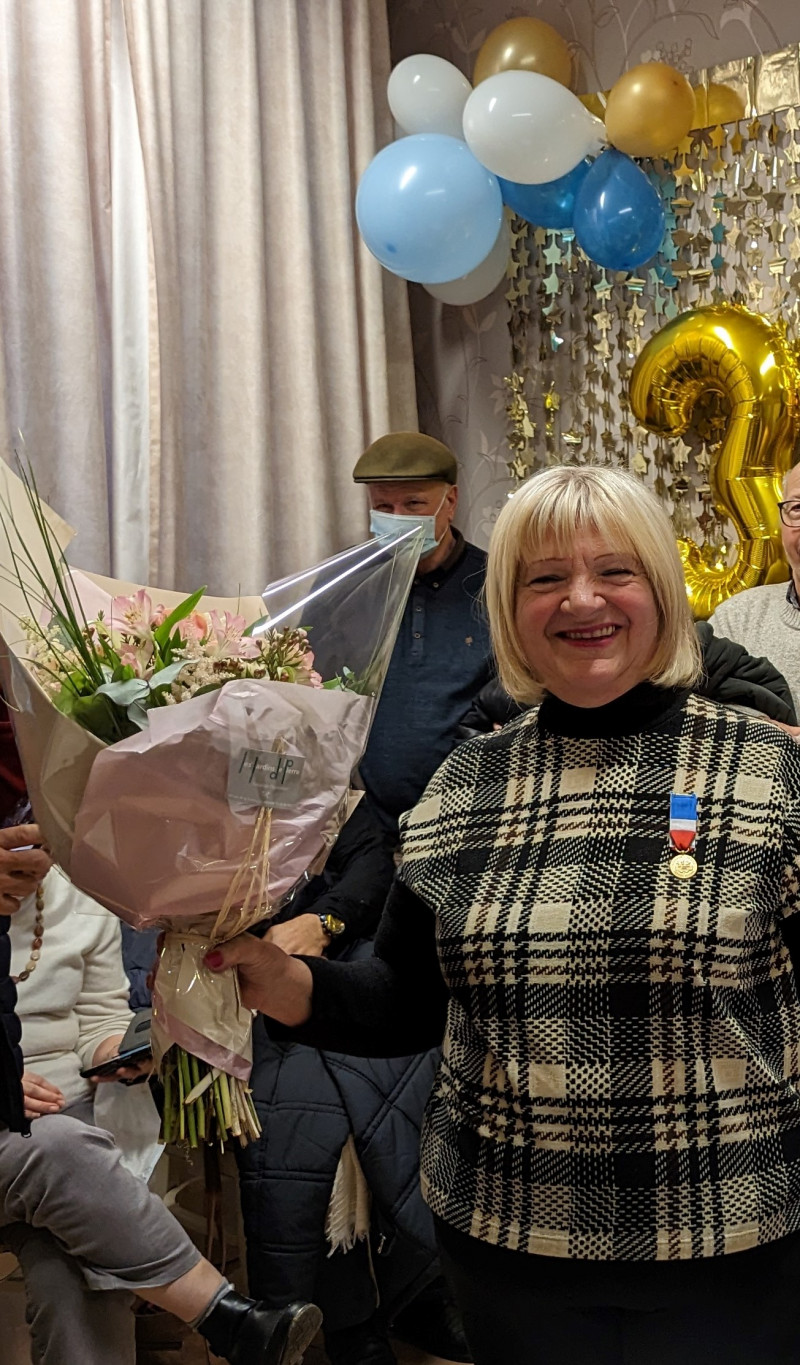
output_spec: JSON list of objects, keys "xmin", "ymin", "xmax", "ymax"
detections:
[
  {"xmin": 388, "ymin": 54, "xmax": 472, "ymax": 141},
  {"xmin": 463, "ymin": 69, "xmax": 605, "ymax": 184},
  {"xmin": 424, "ymin": 217, "xmax": 511, "ymax": 304}
]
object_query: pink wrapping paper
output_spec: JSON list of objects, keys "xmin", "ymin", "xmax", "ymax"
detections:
[{"xmin": 70, "ymin": 677, "xmax": 374, "ymax": 930}]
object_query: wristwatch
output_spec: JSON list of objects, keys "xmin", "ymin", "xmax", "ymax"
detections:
[{"xmin": 318, "ymin": 912, "xmax": 346, "ymax": 941}]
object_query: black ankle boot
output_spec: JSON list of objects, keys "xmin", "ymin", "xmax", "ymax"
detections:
[
  {"xmin": 325, "ymin": 1318, "xmax": 397, "ymax": 1365},
  {"xmin": 197, "ymin": 1289, "xmax": 322, "ymax": 1365}
]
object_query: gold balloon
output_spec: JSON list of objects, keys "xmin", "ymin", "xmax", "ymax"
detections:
[
  {"xmin": 691, "ymin": 81, "xmax": 746, "ymax": 129},
  {"xmin": 605, "ymin": 62, "xmax": 696, "ymax": 158},
  {"xmin": 708, "ymin": 82, "xmax": 746, "ymax": 123},
  {"xmin": 691, "ymin": 85, "xmax": 708, "ymax": 128},
  {"xmin": 473, "ymin": 18, "xmax": 572, "ymax": 89},
  {"xmin": 629, "ymin": 304, "xmax": 799, "ymax": 619},
  {"xmin": 579, "ymin": 91, "xmax": 608, "ymax": 120}
]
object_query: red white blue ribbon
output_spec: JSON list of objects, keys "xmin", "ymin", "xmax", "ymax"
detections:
[{"xmin": 669, "ymin": 793, "xmax": 697, "ymax": 852}]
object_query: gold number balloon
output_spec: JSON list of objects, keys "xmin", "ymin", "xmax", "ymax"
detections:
[{"xmin": 629, "ymin": 303, "xmax": 800, "ymax": 619}]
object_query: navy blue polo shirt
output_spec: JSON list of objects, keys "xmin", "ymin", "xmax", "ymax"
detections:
[{"xmin": 359, "ymin": 532, "xmax": 493, "ymax": 836}]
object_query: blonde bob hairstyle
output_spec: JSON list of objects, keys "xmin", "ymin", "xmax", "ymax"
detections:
[{"xmin": 486, "ymin": 464, "xmax": 702, "ymax": 706}]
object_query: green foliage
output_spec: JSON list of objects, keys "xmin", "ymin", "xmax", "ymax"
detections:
[
  {"xmin": 152, "ymin": 587, "xmax": 207, "ymax": 653},
  {"xmin": 95, "ymin": 659, "xmax": 190, "ymax": 731}
]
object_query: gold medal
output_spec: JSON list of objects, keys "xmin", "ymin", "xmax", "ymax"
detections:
[{"xmin": 669, "ymin": 852, "xmax": 698, "ymax": 880}]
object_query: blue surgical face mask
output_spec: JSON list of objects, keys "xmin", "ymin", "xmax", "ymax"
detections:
[{"xmin": 369, "ymin": 490, "xmax": 448, "ymax": 556}]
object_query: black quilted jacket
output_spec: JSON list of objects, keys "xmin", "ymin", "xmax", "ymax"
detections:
[
  {"xmin": 236, "ymin": 800, "xmax": 441, "ymax": 1327},
  {"xmin": 238, "ymin": 984, "xmax": 441, "ymax": 1328}
]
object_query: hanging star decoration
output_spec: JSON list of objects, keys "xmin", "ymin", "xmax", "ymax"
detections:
[{"xmin": 498, "ymin": 88, "xmax": 800, "ymax": 537}]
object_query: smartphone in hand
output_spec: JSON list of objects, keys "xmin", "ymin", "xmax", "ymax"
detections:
[
  {"xmin": 79, "ymin": 1009, "xmax": 152, "ymax": 1079},
  {"xmin": 79, "ymin": 1043, "xmax": 152, "ymax": 1079}
]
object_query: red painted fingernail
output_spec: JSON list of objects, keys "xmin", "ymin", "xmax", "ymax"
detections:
[{"xmin": 204, "ymin": 950, "xmax": 224, "ymax": 969}]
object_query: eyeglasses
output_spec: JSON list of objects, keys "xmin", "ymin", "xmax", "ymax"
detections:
[{"xmin": 778, "ymin": 500, "xmax": 800, "ymax": 527}]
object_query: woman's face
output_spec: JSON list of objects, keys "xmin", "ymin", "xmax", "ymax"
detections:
[{"xmin": 514, "ymin": 528, "xmax": 660, "ymax": 708}]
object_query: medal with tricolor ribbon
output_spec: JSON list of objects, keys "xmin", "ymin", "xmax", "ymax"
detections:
[{"xmin": 668, "ymin": 793, "xmax": 698, "ymax": 879}]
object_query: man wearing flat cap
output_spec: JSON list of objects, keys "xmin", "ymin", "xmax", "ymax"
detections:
[{"xmin": 353, "ymin": 431, "xmax": 493, "ymax": 841}]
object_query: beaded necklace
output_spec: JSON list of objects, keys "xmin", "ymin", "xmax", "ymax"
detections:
[{"xmin": 12, "ymin": 883, "xmax": 45, "ymax": 983}]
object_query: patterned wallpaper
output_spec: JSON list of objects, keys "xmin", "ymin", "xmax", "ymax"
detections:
[{"xmin": 386, "ymin": 0, "xmax": 800, "ymax": 548}]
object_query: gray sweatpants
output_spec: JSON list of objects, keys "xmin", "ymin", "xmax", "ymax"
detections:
[{"xmin": 0, "ymin": 1104, "xmax": 201, "ymax": 1365}]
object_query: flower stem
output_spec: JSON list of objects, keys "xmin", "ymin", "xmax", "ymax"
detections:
[
  {"xmin": 177, "ymin": 1049, "xmax": 186, "ymax": 1142},
  {"xmin": 162, "ymin": 1058, "xmax": 175, "ymax": 1145},
  {"xmin": 180, "ymin": 1051, "xmax": 197, "ymax": 1147},
  {"xmin": 213, "ymin": 1075, "xmax": 227, "ymax": 1144}
]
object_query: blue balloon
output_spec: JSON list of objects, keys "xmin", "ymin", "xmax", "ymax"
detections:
[
  {"xmin": 355, "ymin": 134, "xmax": 503, "ymax": 285},
  {"xmin": 572, "ymin": 149, "xmax": 666, "ymax": 272},
  {"xmin": 498, "ymin": 160, "xmax": 592, "ymax": 229}
]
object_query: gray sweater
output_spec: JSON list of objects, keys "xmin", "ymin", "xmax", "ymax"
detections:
[{"xmin": 709, "ymin": 582, "xmax": 800, "ymax": 714}]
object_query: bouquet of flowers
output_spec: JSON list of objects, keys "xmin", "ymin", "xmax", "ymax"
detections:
[{"xmin": 0, "ymin": 461, "xmax": 422, "ymax": 1147}]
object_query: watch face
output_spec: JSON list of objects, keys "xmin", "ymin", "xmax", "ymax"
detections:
[{"xmin": 323, "ymin": 913, "xmax": 345, "ymax": 937}]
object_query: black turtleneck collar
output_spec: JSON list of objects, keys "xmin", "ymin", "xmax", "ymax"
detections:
[{"xmin": 538, "ymin": 681, "xmax": 691, "ymax": 739}]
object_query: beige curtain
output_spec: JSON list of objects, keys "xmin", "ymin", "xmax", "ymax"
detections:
[
  {"xmin": 0, "ymin": 0, "xmax": 113, "ymax": 572},
  {"xmin": 0, "ymin": 0, "xmax": 417, "ymax": 593}
]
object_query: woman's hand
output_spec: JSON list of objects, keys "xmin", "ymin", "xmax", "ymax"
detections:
[
  {"xmin": 265, "ymin": 914, "xmax": 329, "ymax": 958},
  {"xmin": 21, "ymin": 1070, "xmax": 65, "ymax": 1119},
  {"xmin": 204, "ymin": 935, "xmax": 314, "ymax": 1025},
  {"xmin": 90, "ymin": 1034, "xmax": 154, "ymax": 1085},
  {"xmin": 0, "ymin": 825, "xmax": 51, "ymax": 913}
]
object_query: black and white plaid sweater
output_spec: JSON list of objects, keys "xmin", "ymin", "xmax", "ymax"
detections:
[{"xmin": 395, "ymin": 682, "xmax": 800, "ymax": 1261}]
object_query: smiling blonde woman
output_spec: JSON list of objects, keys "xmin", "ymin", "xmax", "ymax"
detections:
[
  {"xmin": 487, "ymin": 463, "xmax": 702, "ymax": 704},
  {"xmin": 206, "ymin": 463, "xmax": 800, "ymax": 1365}
]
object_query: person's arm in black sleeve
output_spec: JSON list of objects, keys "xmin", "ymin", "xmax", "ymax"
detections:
[
  {"xmin": 210, "ymin": 878, "xmax": 449, "ymax": 1058},
  {"xmin": 696, "ymin": 620, "xmax": 797, "ymax": 724},
  {"xmin": 304, "ymin": 799, "xmax": 396, "ymax": 946},
  {"xmin": 278, "ymin": 879, "xmax": 447, "ymax": 1055},
  {"xmin": 0, "ymin": 919, "xmax": 27, "ymax": 1133},
  {"xmin": 456, "ymin": 677, "xmax": 526, "ymax": 742}
]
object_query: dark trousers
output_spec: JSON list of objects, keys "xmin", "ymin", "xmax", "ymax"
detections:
[{"xmin": 435, "ymin": 1216, "xmax": 800, "ymax": 1365}]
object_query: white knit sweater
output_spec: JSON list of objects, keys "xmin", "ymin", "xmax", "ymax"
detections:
[
  {"xmin": 709, "ymin": 582, "xmax": 800, "ymax": 714},
  {"xmin": 9, "ymin": 866, "xmax": 134, "ymax": 1108}
]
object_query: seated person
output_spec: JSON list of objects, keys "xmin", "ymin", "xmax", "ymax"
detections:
[
  {"xmin": 9, "ymin": 860, "xmax": 157, "ymax": 1150},
  {"xmin": 236, "ymin": 799, "xmax": 456, "ymax": 1365},
  {"xmin": 0, "ymin": 821, "xmax": 321, "ymax": 1365}
]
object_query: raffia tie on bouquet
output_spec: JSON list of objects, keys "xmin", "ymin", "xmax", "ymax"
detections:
[
  {"xmin": 151, "ymin": 806, "xmax": 279, "ymax": 1146},
  {"xmin": 210, "ymin": 804, "xmax": 272, "ymax": 944}
]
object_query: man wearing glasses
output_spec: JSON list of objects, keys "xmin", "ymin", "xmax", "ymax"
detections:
[{"xmin": 709, "ymin": 467, "xmax": 800, "ymax": 714}]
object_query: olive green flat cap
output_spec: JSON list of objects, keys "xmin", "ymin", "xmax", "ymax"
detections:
[{"xmin": 353, "ymin": 432, "xmax": 458, "ymax": 484}]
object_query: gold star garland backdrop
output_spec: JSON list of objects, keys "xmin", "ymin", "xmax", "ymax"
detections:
[{"xmin": 504, "ymin": 103, "xmax": 800, "ymax": 562}]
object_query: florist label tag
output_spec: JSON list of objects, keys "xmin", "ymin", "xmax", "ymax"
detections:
[{"xmin": 228, "ymin": 747, "xmax": 305, "ymax": 809}]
